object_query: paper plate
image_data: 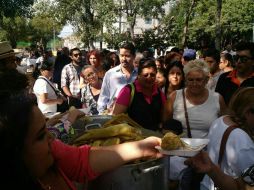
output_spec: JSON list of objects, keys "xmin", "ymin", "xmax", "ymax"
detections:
[{"xmin": 155, "ymin": 138, "xmax": 209, "ymax": 157}]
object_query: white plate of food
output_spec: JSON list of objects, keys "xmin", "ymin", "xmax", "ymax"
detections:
[{"xmin": 155, "ymin": 138, "xmax": 209, "ymax": 157}]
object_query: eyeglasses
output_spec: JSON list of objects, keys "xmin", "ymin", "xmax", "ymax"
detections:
[
  {"xmin": 141, "ymin": 73, "xmax": 156, "ymax": 78},
  {"xmin": 73, "ymin": 53, "xmax": 82, "ymax": 57},
  {"xmin": 235, "ymin": 55, "xmax": 253, "ymax": 63},
  {"xmin": 84, "ymin": 72, "xmax": 96, "ymax": 80}
]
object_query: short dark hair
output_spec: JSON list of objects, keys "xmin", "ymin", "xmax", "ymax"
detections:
[
  {"xmin": 119, "ymin": 42, "xmax": 136, "ymax": 56},
  {"xmin": 203, "ymin": 48, "xmax": 220, "ymax": 63},
  {"xmin": 235, "ymin": 42, "xmax": 254, "ymax": 58},
  {"xmin": 138, "ymin": 58, "xmax": 157, "ymax": 75},
  {"xmin": 39, "ymin": 61, "xmax": 53, "ymax": 71},
  {"xmin": 70, "ymin": 47, "xmax": 81, "ymax": 56}
]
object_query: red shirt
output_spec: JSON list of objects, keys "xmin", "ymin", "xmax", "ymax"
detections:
[{"xmin": 51, "ymin": 140, "xmax": 100, "ymax": 190}]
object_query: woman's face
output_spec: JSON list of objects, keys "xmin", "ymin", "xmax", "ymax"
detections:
[
  {"xmin": 186, "ymin": 70, "xmax": 207, "ymax": 94},
  {"xmin": 168, "ymin": 66, "xmax": 183, "ymax": 87},
  {"xmin": 156, "ymin": 72, "xmax": 166, "ymax": 88},
  {"xmin": 82, "ymin": 67, "xmax": 98, "ymax": 85},
  {"xmin": 138, "ymin": 67, "xmax": 157, "ymax": 88},
  {"xmin": 89, "ymin": 54, "xmax": 99, "ymax": 67},
  {"xmin": 219, "ymin": 58, "xmax": 228, "ymax": 70},
  {"xmin": 23, "ymin": 106, "xmax": 54, "ymax": 178},
  {"xmin": 244, "ymin": 107, "xmax": 254, "ymax": 130}
]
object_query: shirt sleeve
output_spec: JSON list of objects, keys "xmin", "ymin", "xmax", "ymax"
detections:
[
  {"xmin": 51, "ymin": 139, "xmax": 100, "ymax": 182},
  {"xmin": 61, "ymin": 66, "xmax": 68, "ymax": 88},
  {"xmin": 97, "ymin": 73, "xmax": 110, "ymax": 113},
  {"xmin": 115, "ymin": 85, "xmax": 131, "ymax": 106}
]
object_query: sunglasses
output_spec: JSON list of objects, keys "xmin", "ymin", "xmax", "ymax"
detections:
[
  {"xmin": 84, "ymin": 72, "xmax": 96, "ymax": 80},
  {"xmin": 73, "ymin": 53, "xmax": 82, "ymax": 57},
  {"xmin": 141, "ymin": 73, "xmax": 156, "ymax": 78},
  {"xmin": 235, "ymin": 55, "xmax": 253, "ymax": 63},
  {"xmin": 186, "ymin": 78, "xmax": 205, "ymax": 83}
]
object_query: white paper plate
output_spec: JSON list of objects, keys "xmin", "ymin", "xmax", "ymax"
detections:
[{"xmin": 155, "ymin": 138, "xmax": 209, "ymax": 157}]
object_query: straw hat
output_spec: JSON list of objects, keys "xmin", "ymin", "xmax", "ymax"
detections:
[{"xmin": 0, "ymin": 41, "xmax": 15, "ymax": 60}]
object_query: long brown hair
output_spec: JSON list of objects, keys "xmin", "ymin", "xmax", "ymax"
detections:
[{"xmin": 228, "ymin": 87, "xmax": 254, "ymax": 140}]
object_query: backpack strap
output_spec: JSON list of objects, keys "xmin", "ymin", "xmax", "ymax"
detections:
[
  {"xmin": 128, "ymin": 83, "xmax": 135, "ymax": 107},
  {"xmin": 218, "ymin": 125, "xmax": 237, "ymax": 167},
  {"xmin": 38, "ymin": 77, "xmax": 59, "ymax": 97}
]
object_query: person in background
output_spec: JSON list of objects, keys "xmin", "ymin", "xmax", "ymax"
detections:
[
  {"xmin": 219, "ymin": 53, "xmax": 234, "ymax": 73},
  {"xmin": 163, "ymin": 59, "xmax": 226, "ymax": 138},
  {"xmin": 97, "ymin": 42, "xmax": 138, "ymax": 114},
  {"xmin": 163, "ymin": 59, "xmax": 226, "ymax": 190},
  {"xmin": 0, "ymin": 41, "xmax": 16, "ymax": 71},
  {"xmin": 33, "ymin": 61, "xmax": 64, "ymax": 115},
  {"xmin": 15, "ymin": 55, "xmax": 26, "ymax": 74},
  {"xmin": 0, "ymin": 89, "xmax": 162, "ymax": 189},
  {"xmin": 80, "ymin": 65, "xmax": 102, "ymax": 115},
  {"xmin": 113, "ymin": 58, "xmax": 166, "ymax": 131},
  {"xmin": 164, "ymin": 61, "xmax": 185, "ymax": 99},
  {"xmin": 185, "ymin": 151, "xmax": 254, "ymax": 190},
  {"xmin": 156, "ymin": 68, "xmax": 166, "ymax": 92},
  {"xmin": 53, "ymin": 47, "xmax": 72, "ymax": 90},
  {"xmin": 181, "ymin": 49, "xmax": 196, "ymax": 65},
  {"xmin": 155, "ymin": 56, "xmax": 165, "ymax": 69},
  {"xmin": 164, "ymin": 51, "xmax": 182, "ymax": 69},
  {"xmin": 215, "ymin": 42, "xmax": 254, "ymax": 105},
  {"xmin": 106, "ymin": 51, "xmax": 120, "ymax": 68},
  {"xmin": 87, "ymin": 49, "xmax": 105, "ymax": 79},
  {"xmin": 204, "ymin": 48, "xmax": 224, "ymax": 91},
  {"xmin": 133, "ymin": 52, "xmax": 144, "ymax": 68},
  {"xmin": 61, "ymin": 47, "xmax": 83, "ymax": 108}
]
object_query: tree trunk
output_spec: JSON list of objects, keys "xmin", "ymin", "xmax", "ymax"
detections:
[
  {"xmin": 215, "ymin": 0, "xmax": 222, "ymax": 51},
  {"xmin": 181, "ymin": 0, "xmax": 197, "ymax": 48}
]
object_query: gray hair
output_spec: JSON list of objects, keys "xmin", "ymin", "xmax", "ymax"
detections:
[
  {"xmin": 183, "ymin": 59, "xmax": 210, "ymax": 78},
  {"xmin": 81, "ymin": 65, "xmax": 97, "ymax": 73}
]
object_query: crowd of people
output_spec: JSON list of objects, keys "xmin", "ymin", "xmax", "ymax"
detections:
[{"xmin": 0, "ymin": 40, "xmax": 254, "ymax": 190}]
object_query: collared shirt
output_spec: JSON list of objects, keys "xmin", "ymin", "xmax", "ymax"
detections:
[
  {"xmin": 61, "ymin": 63, "xmax": 81, "ymax": 97},
  {"xmin": 116, "ymin": 79, "xmax": 166, "ymax": 106},
  {"xmin": 97, "ymin": 64, "xmax": 138, "ymax": 113}
]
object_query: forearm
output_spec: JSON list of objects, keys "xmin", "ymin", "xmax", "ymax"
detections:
[
  {"xmin": 62, "ymin": 86, "xmax": 72, "ymax": 97},
  {"xmin": 208, "ymin": 164, "xmax": 239, "ymax": 190},
  {"xmin": 89, "ymin": 141, "xmax": 143, "ymax": 173}
]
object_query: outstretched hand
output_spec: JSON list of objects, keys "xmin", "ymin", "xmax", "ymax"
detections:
[
  {"xmin": 138, "ymin": 136, "xmax": 163, "ymax": 159},
  {"xmin": 184, "ymin": 151, "xmax": 214, "ymax": 173}
]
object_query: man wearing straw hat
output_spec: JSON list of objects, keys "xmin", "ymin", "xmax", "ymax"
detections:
[{"xmin": 0, "ymin": 41, "xmax": 17, "ymax": 71}]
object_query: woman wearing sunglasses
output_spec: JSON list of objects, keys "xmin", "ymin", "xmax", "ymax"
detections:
[{"xmin": 112, "ymin": 58, "xmax": 166, "ymax": 131}]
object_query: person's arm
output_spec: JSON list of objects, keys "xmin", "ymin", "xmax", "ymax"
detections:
[
  {"xmin": 162, "ymin": 91, "xmax": 176, "ymax": 122},
  {"xmin": 112, "ymin": 85, "xmax": 131, "ymax": 115},
  {"xmin": 40, "ymin": 93, "xmax": 63, "ymax": 105},
  {"xmin": 61, "ymin": 66, "xmax": 72, "ymax": 97},
  {"xmin": 88, "ymin": 136, "xmax": 162, "ymax": 173},
  {"xmin": 184, "ymin": 151, "xmax": 241, "ymax": 190},
  {"xmin": 97, "ymin": 73, "xmax": 112, "ymax": 113}
]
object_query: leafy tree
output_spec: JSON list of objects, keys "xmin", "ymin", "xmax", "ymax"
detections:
[{"xmin": 0, "ymin": 0, "xmax": 34, "ymax": 18}]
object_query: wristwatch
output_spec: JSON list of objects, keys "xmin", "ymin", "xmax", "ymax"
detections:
[{"xmin": 241, "ymin": 164, "xmax": 254, "ymax": 186}]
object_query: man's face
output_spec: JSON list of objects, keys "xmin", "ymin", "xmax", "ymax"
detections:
[
  {"xmin": 71, "ymin": 50, "xmax": 82, "ymax": 64},
  {"xmin": 119, "ymin": 48, "xmax": 135, "ymax": 68},
  {"xmin": 235, "ymin": 50, "xmax": 254, "ymax": 75},
  {"xmin": 204, "ymin": 56, "xmax": 218, "ymax": 73}
]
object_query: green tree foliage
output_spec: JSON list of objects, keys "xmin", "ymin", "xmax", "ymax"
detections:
[
  {"xmin": 0, "ymin": 0, "xmax": 34, "ymax": 18},
  {"xmin": 163, "ymin": 0, "xmax": 254, "ymax": 49}
]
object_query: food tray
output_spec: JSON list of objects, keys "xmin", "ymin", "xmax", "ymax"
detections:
[{"xmin": 155, "ymin": 138, "xmax": 209, "ymax": 157}]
